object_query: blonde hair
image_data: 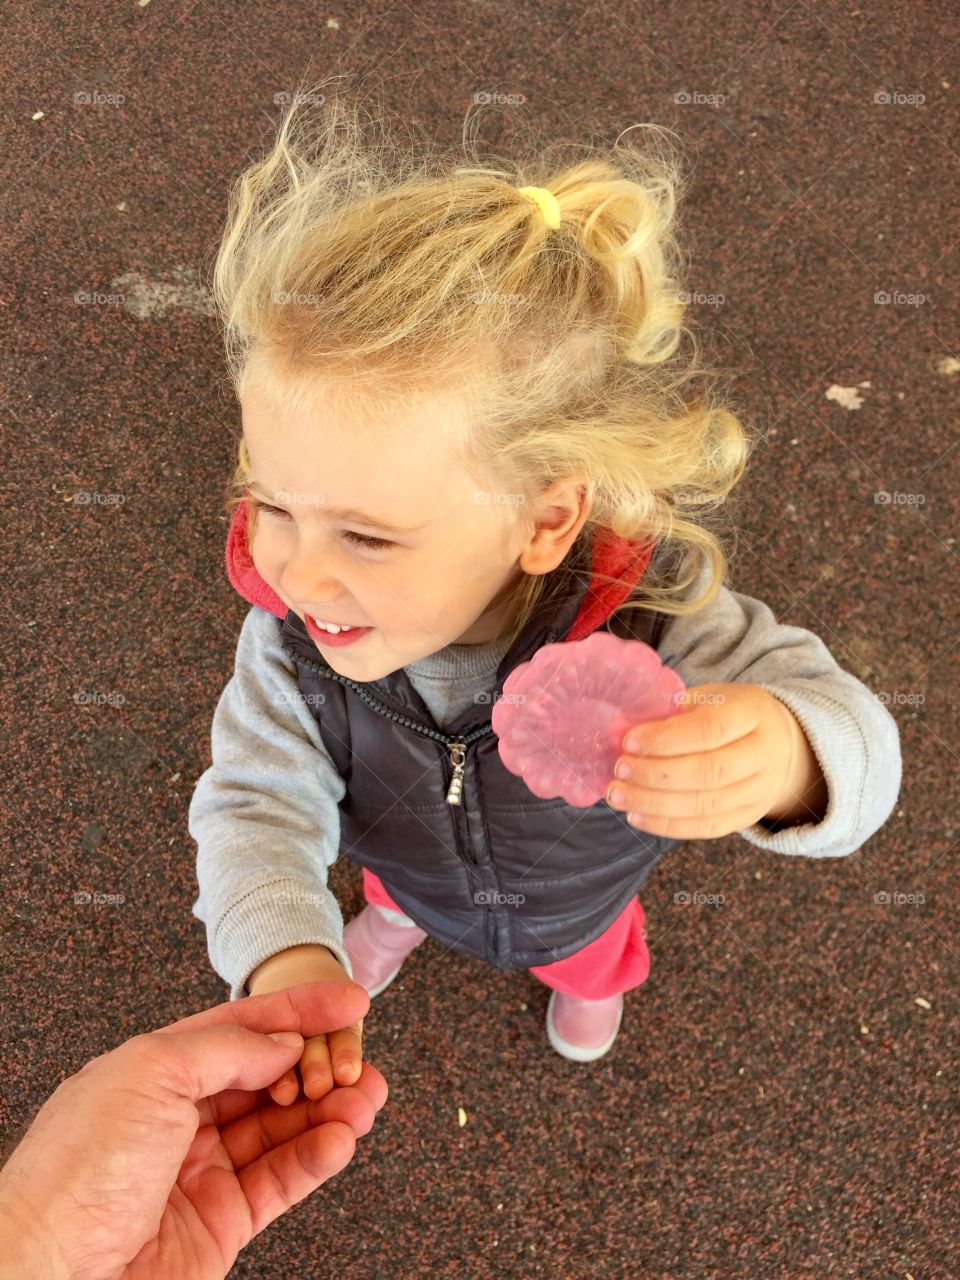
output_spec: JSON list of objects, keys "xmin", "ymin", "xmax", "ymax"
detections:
[{"xmin": 206, "ymin": 78, "xmax": 758, "ymax": 652}]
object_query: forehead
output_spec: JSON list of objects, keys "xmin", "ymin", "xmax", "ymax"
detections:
[{"xmin": 240, "ymin": 373, "xmax": 476, "ymax": 518}]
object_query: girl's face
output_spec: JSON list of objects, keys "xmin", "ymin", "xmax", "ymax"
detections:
[{"xmin": 239, "ymin": 375, "xmax": 532, "ymax": 679}]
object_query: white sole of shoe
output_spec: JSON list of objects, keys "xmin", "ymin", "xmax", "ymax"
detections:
[
  {"xmin": 545, "ymin": 990, "xmax": 623, "ymax": 1062},
  {"xmin": 366, "ymin": 962, "xmax": 404, "ymax": 999}
]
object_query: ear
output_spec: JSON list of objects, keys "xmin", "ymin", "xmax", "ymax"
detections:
[{"xmin": 519, "ymin": 476, "xmax": 593, "ymax": 575}]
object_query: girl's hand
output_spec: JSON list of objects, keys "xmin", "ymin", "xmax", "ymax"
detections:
[
  {"xmin": 247, "ymin": 945, "xmax": 364, "ymax": 1105},
  {"xmin": 604, "ymin": 682, "xmax": 819, "ymax": 839}
]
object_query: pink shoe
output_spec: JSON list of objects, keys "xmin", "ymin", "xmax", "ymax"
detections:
[
  {"xmin": 546, "ymin": 990, "xmax": 624, "ymax": 1062},
  {"xmin": 343, "ymin": 904, "xmax": 429, "ymax": 998}
]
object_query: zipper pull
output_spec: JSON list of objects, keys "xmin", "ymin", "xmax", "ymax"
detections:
[{"xmin": 446, "ymin": 740, "xmax": 466, "ymax": 805}]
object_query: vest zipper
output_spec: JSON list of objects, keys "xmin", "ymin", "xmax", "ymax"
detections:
[
  {"xmin": 283, "ymin": 647, "xmax": 493, "ymax": 760},
  {"xmin": 445, "ymin": 738, "xmax": 478, "ymax": 874},
  {"xmin": 445, "ymin": 740, "xmax": 466, "ymax": 805}
]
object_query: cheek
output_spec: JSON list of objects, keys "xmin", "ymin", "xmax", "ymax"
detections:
[
  {"xmin": 366, "ymin": 569, "xmax": 440, "ymax": 631},
  {"xmin": 250, "ymin": 527, "xmax": 375, "ymax": 605},
  {"xmin": 249, "ymin": 523, "xmax": 296, "ymax": 591},
  {"xmin": 248, "ymin": 523, "xmax": 275, "ymax": 576}
]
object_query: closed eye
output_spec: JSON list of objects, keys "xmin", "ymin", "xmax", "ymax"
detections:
[
  {"xmin": 342, "ymin": 530, "xmax": 395, "ymax": 551},
  {"xmin": 249, "ymin": 498, "xmax": 396, "ymax": 551}
]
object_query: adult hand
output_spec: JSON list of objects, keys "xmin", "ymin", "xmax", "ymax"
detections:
[
  {"xmin": 605, "ymin": 682, "xmax": 827, "ymax": 837},
  {"xmin": 0, "ymin": 981, "xmax": 386, "ymax": 1280}
]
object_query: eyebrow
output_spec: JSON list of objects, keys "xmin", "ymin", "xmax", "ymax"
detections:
[{"xmin": 245, "ymin": 481, "xmax": 429, "ymax": 535}]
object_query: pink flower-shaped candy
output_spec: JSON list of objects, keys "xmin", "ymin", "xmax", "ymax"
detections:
[{"xmin": 491, "ymin": 631, "xmax": 686, "ymax": 807}]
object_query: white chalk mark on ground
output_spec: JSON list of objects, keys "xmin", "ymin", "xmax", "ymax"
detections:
[
  {"xmin": 110, "ymin": 265, "xmax": 217, "ymax": 320},
  {"xmin": 825, "ymin": 382, "xmax": 871, "ymax": 410}
]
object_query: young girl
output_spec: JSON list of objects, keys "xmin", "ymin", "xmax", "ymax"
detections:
[{"xmin": 189, "ymin": 87, "xmax": 902, "ymax": 1099}]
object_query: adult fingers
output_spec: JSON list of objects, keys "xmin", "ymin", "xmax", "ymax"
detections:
[
  {"xmin": 154, "ymin": 981, "xmax": 370, "ymax": 1044},
  {"xmin": 239, "ymin": 1120, "xmax": 358, "ymax": 1238},
  {"xmin": 137, "ymin": 1024, "xmax": 305, "ymax": 1104},
  {"xmin": 207, "ymin": 1058, "xmax": 388, "ymax": 1131},
  {"xmin": 222, "ymin": 1079, "xmax": 381, "ymax": 1170}
]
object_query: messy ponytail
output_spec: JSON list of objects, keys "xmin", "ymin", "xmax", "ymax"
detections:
[{"xmin": 208, "ymin": 78, "xmax": 757, "ymax": 650}]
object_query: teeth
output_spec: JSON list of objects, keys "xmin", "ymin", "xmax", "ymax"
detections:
[{"xmin": 311, "ymin": 616, "xmax": 352, "ymax": 634}]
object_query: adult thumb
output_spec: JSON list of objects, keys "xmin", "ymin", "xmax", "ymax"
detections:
[{"xmin": 139, "ymin": 1024, "xmax": 306, "ymax": 1101}]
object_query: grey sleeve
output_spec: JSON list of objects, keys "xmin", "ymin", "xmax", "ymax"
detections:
[
  {"xmin": 654, "ymin": 553, "xmax": 902, "ymax": 857},
  {"xmin": 188, "ymin": 605, "xmax": 353, "ymax": 1000}
]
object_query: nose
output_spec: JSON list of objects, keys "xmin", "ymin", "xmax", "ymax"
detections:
[{"xmin": 277, "ymin": 541, "xmax": 342, "ymax": 610}]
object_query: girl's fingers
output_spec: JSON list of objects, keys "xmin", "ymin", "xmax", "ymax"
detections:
[
  {"xmin": 268, "ymin": 1067, "xmax": 301, "ymax": 1107},
  {"xmin": 299, "ymin": 1033, "xmax": 334, "ymax": 1100},
  {"xmin": 625, "ymin": 797, "xmax": 771, "ymax": 840},
  {"xmin": 326, "ymin": 1019, "xmax": 364, "ymax": 1086},
  {"xmin": 270, "ymin": 1020, "xmax": 367, "ymax": 1103},
  {"xmin": 608, "ymin": 768, "xmax": 766, "ymax": 823}
]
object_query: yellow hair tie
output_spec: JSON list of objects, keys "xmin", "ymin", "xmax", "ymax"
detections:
[{"xmin": 517, "ymin": 185, "xmax": 561, "ymax": 231}]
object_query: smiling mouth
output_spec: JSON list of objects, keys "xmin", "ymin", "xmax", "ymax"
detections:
[
  {"xmin": 300, "ymin": 611, "xmax": 370, "ymax": 633},
  {"xmin": 302, "ymin": 613, "xmax": 375, "ymax": 646},
  {"xmin": 309, "ymin": 617, "xmax": 361, "ymax": 634}
]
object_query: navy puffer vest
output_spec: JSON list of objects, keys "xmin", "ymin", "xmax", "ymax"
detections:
[{"xmin": 226, "ymin": 509, "xmax": 686, "ymax": 971}]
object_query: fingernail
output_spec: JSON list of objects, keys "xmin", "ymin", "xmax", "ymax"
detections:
[
  {"xmin": 608, "ymin": 786, "xmax": 628, "ymax": 807},
  {"xmin": 267, "ymin": 1031, "xmax": 304, "ymax": 1049}
]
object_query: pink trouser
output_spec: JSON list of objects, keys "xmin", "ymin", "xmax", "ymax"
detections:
[{"xmin": 361, "ymin": 867, "xmax": 651, "ymax": 1000}]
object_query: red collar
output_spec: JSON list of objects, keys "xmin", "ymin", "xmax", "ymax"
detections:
[
  {"xmin": 225, "ymin": 499, "xmax": 287, "ymax": 617},
  {"xmin": 225, "ymin": 498, "xmax": 654, "ymax": 637}
]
